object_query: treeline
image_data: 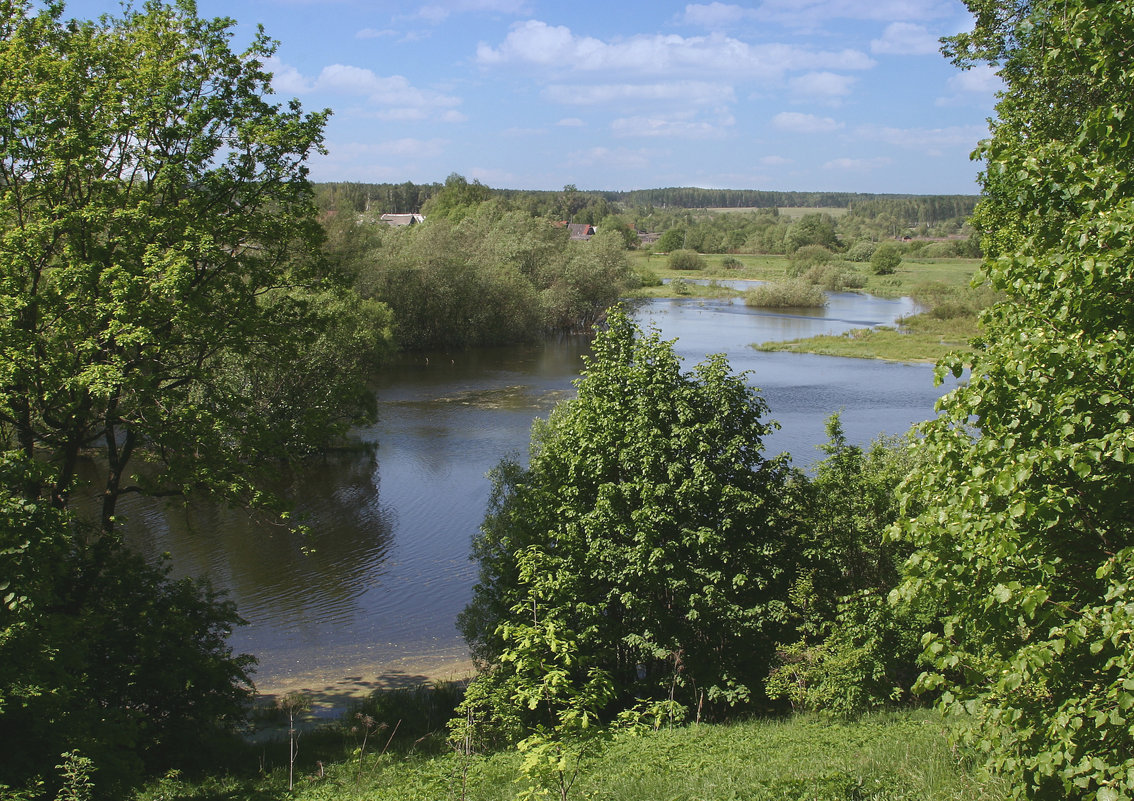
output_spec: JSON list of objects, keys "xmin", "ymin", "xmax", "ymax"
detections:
[{"xmin": 314, "ymin": 180, "xmax": 979, "ymax": 236}]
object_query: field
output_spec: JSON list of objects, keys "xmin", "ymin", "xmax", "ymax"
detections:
[{"xmin": 628, "ymin": 251, "xmax": 981, "ymax": 298}]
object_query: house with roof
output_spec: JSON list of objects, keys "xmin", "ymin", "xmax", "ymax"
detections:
[{"xmin": 380, "ymin": 213, "xmax": 425, "ymax": 227}]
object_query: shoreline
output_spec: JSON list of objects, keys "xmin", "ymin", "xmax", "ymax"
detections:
[{"xmin": 251, "ymin": 650, "xmax": 476, "ymax": 721}]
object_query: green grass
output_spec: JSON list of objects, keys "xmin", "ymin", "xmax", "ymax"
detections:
[
  {"xmin": 776, "ymin": 206, "xmax": 850, "ymax": 219},
  {"xmin": 131, "ymin": 709, "xmax": 1008, "ymax": 801},
  {"xmin": 628, "ymin": 253, "xmax": 981, "ymax": 297},
  {"xmin": 756, "ymin": 313, "xmax": 978, "ymax": 363}
]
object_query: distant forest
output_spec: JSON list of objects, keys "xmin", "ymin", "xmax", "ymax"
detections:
[{"xmin": 315, "ymin": 180, "xmax": 980, "ymax": 229}]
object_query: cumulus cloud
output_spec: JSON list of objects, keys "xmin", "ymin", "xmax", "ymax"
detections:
[
  {"xmin": 265, "ymin": 57, "xmax": 312, "ymax": 95},
  {"xmin": 871, "ymin": 22, "xmax": 940, "ymax": 55},
  {"xmin": 556, "ymin": 117, "xmax": 586, "ymax": 127},
  {"xmin": 266, "ymin": 59, "xmax": 463, "ymax": 121},
  {"xmin": 545, "ymin": 81, "xmax": 736, "ymax": 107},
  {"xmin": 823, "ymin": 156, "xmax": 892, "ymax": 170},
  {"xmin": 476, "ymin": 21, "xmax": 873, "ymax": 77},
  {"xmin": 788, "ymin": 71, "xmax": 856, "ymax": 99},
  {"xmin": 937, "ymin": 64, "xmax": 1003, "ymax": 105},
  {"xmin": 772, "ymin": 111, "xmax": 843, "ymax": 133}
]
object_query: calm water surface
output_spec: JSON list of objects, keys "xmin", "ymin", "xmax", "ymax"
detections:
[{"xmin": 123, "ymin": 293, "xmax": 960, "ymax": 688}]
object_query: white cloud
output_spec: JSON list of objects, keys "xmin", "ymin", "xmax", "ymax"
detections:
[
  {"xmin": 760, "ymin": 155, "xmax": 792, "ymax": 165},
  {"xmin": 788, "ymin": 72, "xmax": 856, "ymax": 99},
  {"xmin": 772, "ymin": 111, "xmax": 843, "ymax": 133},
  {"xmin": 556, "ymin": 117, "xmax": 586, "ymax": 127},
  {"xmin": 870, "ymin": 22, "xmax": 940, "ymax": 55},
  {"xmin": 356, "ymin": 28, "xmax": 396, "ymax": 40},
  {"xmin": 477, "ymin": 21, "xmax": 873, "ymax": 77},
  {"xmin": 503, "ymin": 126, "xmax": 545, "ymax": 136},
  {"xmin": 414, "ymin": 0, "xmax": 531, "ymax": 23},
  {"xmin": 545, "ymin": 81, "xmax": 735, "ymax": 107},
  {"xmin": 946, "ymin": 64, "xmax": 1002, "ymax": 93},
  {"xmin": 823, "ymin": 156, "xmax": 892, "ymax": 170},
  {"xmin": 680, "ymin": 2, "xmax": 759, "ymax": 28},
  {"xmin": 320, "ymin": 138, "xmax": 449, "ymax": 164},
  {"xmin": 751, "ymin": 0, "xmax": 954, "ymax": 27},
  {"xmin": 936, "ymin": 64, "xmax": 1003, "ymax": 105},
  {"xmin": 611, "ymin": 113, "xmax": 734, "ymax": 139},
  {"xmin": 265, "ymin": 57, "xmax": 312, "ymax": 95},
  {"xmin": 567, "ymin": 146, "xmax": 652, "ymax": 170},
  {"xmin": 267, "ymin": 60, "xmax": 463, "ymax": 121},
  {"xmin": 856, "ymin": 123, "xmax": 987, "ymax": 153}
]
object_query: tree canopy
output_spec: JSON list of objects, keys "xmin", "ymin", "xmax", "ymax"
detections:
[
  {"xmin": 460, "ymin": 309, "xmax": 801, "ymax": 726},
  {"xmin": 0, "ymin": 1, "xmax": 387, "ymax": 793},
  {"xmin": 894, "ymin": 2, "xmax": 1134, "ymax": 798}
]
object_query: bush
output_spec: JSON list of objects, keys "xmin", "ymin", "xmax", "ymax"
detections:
[
  {"xmin": 803, "ymin": 263, "xmax": 865, "ymax": 292},
  {"xmin": 846, "ymin": 240, "xmax": 878, "ymax": 262},
  {"xmin": 667, "ymin": 249, "xmax": 705, "ymax": 270},
  {"xmin": 721, "ymin": 256, "xmax": 743, "ymax": 269},
  {"xmin": 787, "ymin": 245, "xmax": 834, "ymax": 277},
  {"xmin": 745, "ymin": 280, "xmax": 827, "ymax": 308},
  {"xmin": 870, "ymin": 243, "xmax": 902, "ymax": 275}
]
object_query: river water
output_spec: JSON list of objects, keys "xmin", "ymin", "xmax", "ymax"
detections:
[{"xmin": 122, "ymin": 292, "xmax": 962, "ymax": 693}]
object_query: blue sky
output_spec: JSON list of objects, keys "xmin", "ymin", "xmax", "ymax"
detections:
[{"xmin": 66, "ymin": 0, "xmax": 999, "ymax": 194}]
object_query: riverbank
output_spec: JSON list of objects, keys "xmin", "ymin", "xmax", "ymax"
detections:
[
  {"xmin": 252, "ymin": 650, "xmax": 475, "ymax": 721},
  {"xmin": 134, "ymin": 709, "xmax": 1009, "ymax": 801},
  {"xmin": 755, "ymin": 312, "xmax": 978, "ymax": 363}
]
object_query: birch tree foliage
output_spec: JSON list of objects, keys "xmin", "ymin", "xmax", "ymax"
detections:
[{"xmin": 894, "ymin": 3, "xmax": 1134, "ymax": 798}]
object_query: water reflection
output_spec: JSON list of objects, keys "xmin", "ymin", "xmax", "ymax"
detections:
[{"xmin": 121, "ymin": 293, "xmax": 954, "ymax": 687}]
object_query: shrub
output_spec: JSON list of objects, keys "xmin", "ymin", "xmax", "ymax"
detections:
[
  {"xmin": 803, "ymin": 263, "xmax": 865, "ymax": 292},
  {"xmin": 721, "ymin": 256, "xmax": 743, "ymax": 269},
  {"xmin": 787, "ymin": 245, "xmax": 834, "ymax": 278},
  {"xmin": 667, "ymin": 249, "xmax": 704, "ymax": 270},
  {"xmin": 870, "ymin": 243, "xmax": 902, "ymax": 275},
  {"xmin": 846, "ymin": 240, "xmax": 878, "ymax": 262},
  {"xmin": 744, "ymin": 280, "xmax": 826, "ymax": 308}
]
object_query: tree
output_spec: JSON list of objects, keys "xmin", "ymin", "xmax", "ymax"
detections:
[
  {"xmin": 894, "ymin": 2, "xmax": 1134, "ymax": 798},
  {"xmin": 460, "ymin": 308, "xmax": 801, "ymax": 723},
  {"xmin": 767, "ymin": 416, "xmax": 929, "ymax": 717},
  {"xmin": 0, "ymin": 1, "xmax": 379, "ymax": 792},
  {"xmin": 869, "ymin": 242, "xmax": 902, "ymax": 275},
  {"xmin": 0, "ymin": 0, "xmax": 383, "ymax": 530},
  {"xmin": 655, "ymin": 227, "xmax": 685, "ymax": 252},
  {"xmin": 784, "ymin": 213, "xmax": 839, "ymax": 253}
]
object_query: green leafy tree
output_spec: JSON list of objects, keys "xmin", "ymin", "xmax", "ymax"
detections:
[
  {"xmin": 0, "ymin": 1, "xmax": 378, "ymax": 793},
  {"xmin": 785, "ymin": 213, "xmax": 840, "ymax": 253},
  {"xmin": 870, "ymin": 242, "xmax": 902, "ymax": 275},
  {"xmin": 893, "ymin": 2, "xmax": 1134, "ymax": 798},
  {"xmin": 767, "ymin": 416, "xmax": 929, "ymax": 717},
  {"xmin": 0, "ymin": 0, "xmax": 381, "ymax": 529},
  {"xmin": 460, "ymin": 308, "xmax": 801, "ymax": 721},
  {"xmin": 655, "ymin": 227, "xmax": 685, "ymax": 252}
]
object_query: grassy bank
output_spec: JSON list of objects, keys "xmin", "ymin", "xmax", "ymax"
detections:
[
  {"xmin": 132, "ymin": 707, "xmax": 1006, "ymax": 801},
  {"xmin": 756, "ymin": 313, "xmax": 979, "ymax": 363},
  {"xmin": 627, "ymin": 252, "xmax": 981, "ymax": 298}
]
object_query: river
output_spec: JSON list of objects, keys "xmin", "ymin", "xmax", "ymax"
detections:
[{"xmin": 121, "ymin": 292, "xmax": 962, "ymax": 702}]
